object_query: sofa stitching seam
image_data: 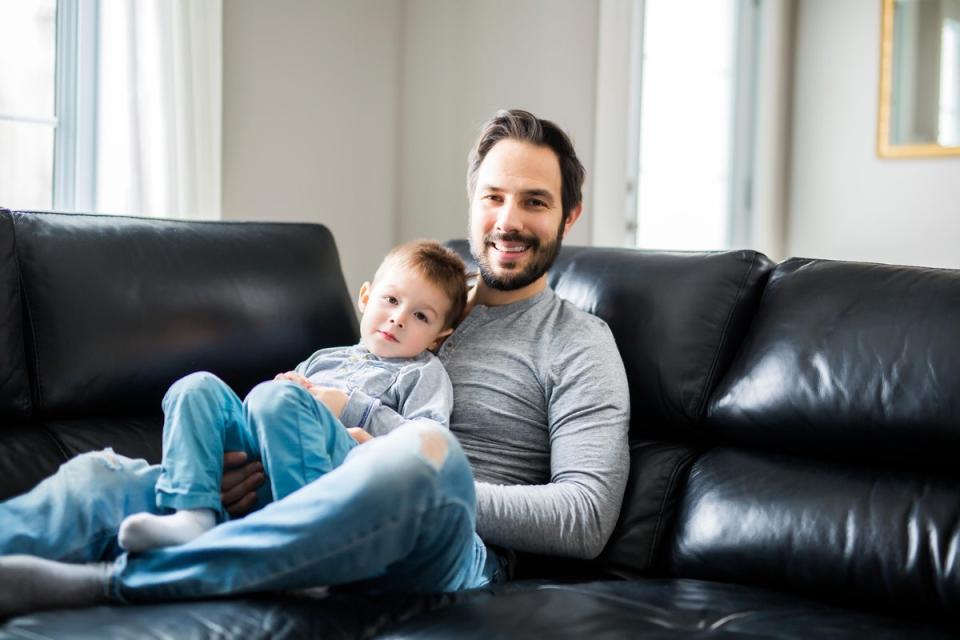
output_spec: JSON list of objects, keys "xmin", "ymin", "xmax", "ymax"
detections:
[
  {"xmin": 694, "ymin": 252, "xmax": 757, "ymax": 419},
  {"xmin": 9, "ymin": 211, "xmax": 44, "ymax": 413},
  {"xmin": 647, "ymin": 449, "xmax": 696, "ymax": 568}
]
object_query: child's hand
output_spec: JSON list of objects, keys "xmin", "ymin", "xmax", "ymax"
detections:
[
  {"xmin": 347, "ymin": 428, "xmax": 374, "ymax": 445},
  {"xmin": 274, "ymin": 371, "xmax": 314, "ymax": 391},
  {"xmin": 309, "ymin": 386, "xmax": 348, "ymax": 418}
]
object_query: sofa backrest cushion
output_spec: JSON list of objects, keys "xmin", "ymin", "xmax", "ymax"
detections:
[
  {"xmin": 669, "ymin": 447, "xmax": 960, "ymax": 615},
  {"xmin": 446, "ymin": 241, "xmax": 774, "ymax": 435},
  {"xmin": 0, "ymin": 209, "xmax": 32, "ymax": 420},
  {"xmin": 707, "ymin": 258, "xmax": 960, "ymax": 463},
  {"xmin": 12, "ymin": 211, "xmax": 359, "ymax": 418}
]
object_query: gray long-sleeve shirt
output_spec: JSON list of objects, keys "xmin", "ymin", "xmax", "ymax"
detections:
[
  {"xmin": 294, "ymin": 343, "xmax": 454, "ymax": 433},
  {"xmin": 437, "ymin": 287, "xmax": 630, "ymax": 559}
]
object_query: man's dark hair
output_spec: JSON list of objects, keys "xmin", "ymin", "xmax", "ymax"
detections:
[{"xmin": 466, "ymin": 109, "xmax": 586, "ymax": 220}]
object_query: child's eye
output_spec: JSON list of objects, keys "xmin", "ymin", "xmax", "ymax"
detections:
[
  {"xmin": 414, "ymin": 311, "xmax": 429, "ymax": 322},
  {"xmin": 384, "ymin": 296, "xmax": 398, "ymax": 305}
]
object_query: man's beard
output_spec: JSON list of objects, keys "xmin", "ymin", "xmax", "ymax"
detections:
[{"xmin": 472, "ymin": 219, "xmax": 565, "ymax": 291}]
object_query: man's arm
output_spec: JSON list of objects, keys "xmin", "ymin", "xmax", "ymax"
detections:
[{"xmin": 474, "ymin": 323, "xmax": 630, "ymax": 559}]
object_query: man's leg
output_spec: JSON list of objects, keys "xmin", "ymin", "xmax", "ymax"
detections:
[
  {"xmin": 0, "ymin": 450, "xmax": 160, "ymax": 563},
  {"xmin": 109, "ymin": 422, "xmax": 488, "ymax": 603},
  {"xmin": 244, "ymin": 380, "xmax": 357, "ymax": 501}
]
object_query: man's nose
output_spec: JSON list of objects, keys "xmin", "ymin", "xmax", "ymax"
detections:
[{"xmin": 495, "ymin": 199, "xmax": 522, "ymax": 232}]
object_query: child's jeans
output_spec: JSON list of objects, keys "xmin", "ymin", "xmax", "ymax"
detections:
[{"xmin": 157, "ymin": 371, "xmax": 358, "ymax": 520}]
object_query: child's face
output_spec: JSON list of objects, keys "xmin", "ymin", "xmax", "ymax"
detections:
[{"xmin": 357, "ymin": 267, "xmax": 454, "ymax": 359}]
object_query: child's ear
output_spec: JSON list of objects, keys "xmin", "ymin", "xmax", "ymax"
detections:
[
  {"xmin": 431, "ymin": 327, "xmax": 454, "ymax": 350},
  {"xmin": 357, "ymin": 281, "xmax": 371, "ymax": 313}
]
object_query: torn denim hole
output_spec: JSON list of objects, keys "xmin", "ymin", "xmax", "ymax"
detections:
[
  {"xmin": 93, "ymin": 447, "xmax": 123, "ymax": 470},
  {"xmin": 416, "ymin": 427, "xmax": 449, "ymax": 472}
]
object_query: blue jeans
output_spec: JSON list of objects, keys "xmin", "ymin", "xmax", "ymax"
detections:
[
  {"xmin": 158, "ymin": 371, "xmax": 358, "ymax": 520},
  {"xmin": 0, "ymin": 421, "xmax": 499, "ymax": 601}
]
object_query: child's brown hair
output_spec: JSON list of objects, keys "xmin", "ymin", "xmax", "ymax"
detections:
[{"xmin": 373, "ymin": 240, "xmax": 468, "ymax": 329}]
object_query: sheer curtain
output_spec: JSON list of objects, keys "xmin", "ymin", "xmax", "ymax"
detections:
[{"xmin": 95, "ymin": 0, "xmax": 221, "ymax": 219}]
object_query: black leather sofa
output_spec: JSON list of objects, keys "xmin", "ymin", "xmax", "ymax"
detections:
[{"xmin": 1, "ymin": 208, "xmax": 958, "ymax": 639}]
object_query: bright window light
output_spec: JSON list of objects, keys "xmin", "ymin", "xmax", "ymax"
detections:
[
  {"xmin": 0, "ymin": 0, "xmax": 57, "ymax": 210},
  {"xmin": 939, "ymin": 18, "xmax": 960, "ymax": 146},
  {"xmin": 635, "ymin": 0, "xmax": 740, "ymax": 251}
]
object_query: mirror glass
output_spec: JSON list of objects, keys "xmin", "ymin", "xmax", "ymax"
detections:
[{"xmin": 880, "ymin": 0, "xmax": 960, "ymax": 155}]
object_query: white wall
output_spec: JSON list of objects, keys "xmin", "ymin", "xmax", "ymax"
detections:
[
  {"xmin": 396, "ymin": 0, "xmax": 599, "ymax": 247},
  {"xmin": 221, "ymin": 1, "xmax": 402, "ymax": 296},
  {"xmin": 788, "ymin": 0, "xmax": 960, "ymax": 268},
  {"xmin": 222, "ymin": 0, "xmax": 600, "ymax": 296}
]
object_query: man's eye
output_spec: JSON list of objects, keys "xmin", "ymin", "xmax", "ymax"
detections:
[
  {"xmin": 414, "ymin": 311, "xmax": 428, "ymax": 322},
  {"xmin": 527, "ymin": 199, "xmax": 546, "ymax": 208},
  {"xmin": 484, "ymin": 194, "xmax": 502, "ymax": 202}
]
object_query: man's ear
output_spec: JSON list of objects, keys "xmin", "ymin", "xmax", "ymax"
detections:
[
  {"xmin": 357, "ymin": 281, "xmax": 371, "ymax": 313},
  {"xmin": 431, "ymin": 327, "xmax": 454, "ymax": 350},
  {"xmin": 562, "ymin": 202, "xmax": 583, "ymax": 239}
]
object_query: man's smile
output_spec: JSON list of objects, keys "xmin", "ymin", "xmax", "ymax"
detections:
[{"xmin": 490, "ymin": 241, "xmax": 530, "ymax": 254}]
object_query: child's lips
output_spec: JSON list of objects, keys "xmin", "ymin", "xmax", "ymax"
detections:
[{"xmin": 378, "ymin": 330, "xmax": 399, "ymax": 343}]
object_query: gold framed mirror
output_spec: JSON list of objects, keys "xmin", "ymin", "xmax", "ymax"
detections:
[{"xmin": 878, "ymin": 0, "xmax": 960, "ymax": 158}]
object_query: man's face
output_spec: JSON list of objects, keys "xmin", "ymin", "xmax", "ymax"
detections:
[{"xmin": 469, "ymin": 139, "xmax": 581, "ymax": 292}]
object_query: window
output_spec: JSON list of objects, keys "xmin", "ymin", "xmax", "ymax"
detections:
[
  {"xmin": 0, "ymin": 0, "xmax": 221, "ymax": 218},
  {"xmin": 0, "ymin": 0, "xmax": 58, "ymax": 210},
  {"xmin": 631, "ymin": 0, "xmax": 760, "ymax": 251},
  {"xmin": 940, "ymin": 18, "xmax": 960, "ymax": 145}
]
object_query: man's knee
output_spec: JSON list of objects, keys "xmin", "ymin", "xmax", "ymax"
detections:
[
  {"xmin": 62, "ymin": 449, "xmax": 150, "ymax": 490},
  {"xmin": 415, "ymin": 422, "xmax": 450, "ymax": 471}
]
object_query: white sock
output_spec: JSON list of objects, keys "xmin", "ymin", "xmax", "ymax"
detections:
[{"xmin": 118, "ymin": 508, "xmax": 216, "ymax": 553}]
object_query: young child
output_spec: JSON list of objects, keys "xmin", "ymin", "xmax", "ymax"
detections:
[{"xmin": 117, "ymin": 239, "xmax": 467, "ymax": 552}]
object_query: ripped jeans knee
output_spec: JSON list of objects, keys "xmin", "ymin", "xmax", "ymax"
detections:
[{"xmin": 414, "ymin": 422, "xmax": 451, "ymax": 472}]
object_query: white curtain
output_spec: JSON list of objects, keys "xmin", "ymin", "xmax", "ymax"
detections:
[{"xmin": 95, "ymin": 0, "xmax": 221, "ymax": 219}]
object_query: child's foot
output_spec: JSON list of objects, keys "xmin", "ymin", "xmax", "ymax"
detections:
[
  {"xmin": 0, "ymin": 555, "xmax": 109, "ymax": 618},
  {"xmin": 118, "ymin": 509, "xmax": 216, "ymax": 552}
]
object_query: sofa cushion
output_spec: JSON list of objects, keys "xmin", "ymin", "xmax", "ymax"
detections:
[
  {"xmin": 0, "ymin": 209, "xmax": 32, "ymax": 420},
  {"xmin": 382, "ymin": 578, "xmax": 958, "ymax": 639},
  {"xmin": 669, "ymin": 448, "xmax": 960, "ymax": 615},
  {"xmin": 707, "ymin": 258, "xmax": 960, "ymax": 462},
  {"xmin": 11, "ymin": 211, "xmax": 359, "ymax": 418},
  {"xmin": 0, "ymin": 426, "xmax": 68, "ymax": 500}
]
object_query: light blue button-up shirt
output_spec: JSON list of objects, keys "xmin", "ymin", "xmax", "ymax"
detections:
[{"xmin": 294, "ymin": 342, "xmax": 453, "ymax": 435}]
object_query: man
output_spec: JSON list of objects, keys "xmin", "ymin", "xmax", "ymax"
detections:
[{"xmin": 0, "ymin": 109, "xmax": 629, "ymax": 615}]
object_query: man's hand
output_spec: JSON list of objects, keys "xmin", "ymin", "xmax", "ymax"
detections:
[
  {"xmin": 309, "ymin": 386, "xmax": 348, "ymax": 418},
  {"xmin": 347, "ymin": 427, "xmax": 374, "ymax": 445},
  {"xmin": 221, "ymin": 452, "xmax": 265, "ymax": 518},
  {"xmin": 274, "ymin": 371, "xmax": 314, "ymax": 391}
]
